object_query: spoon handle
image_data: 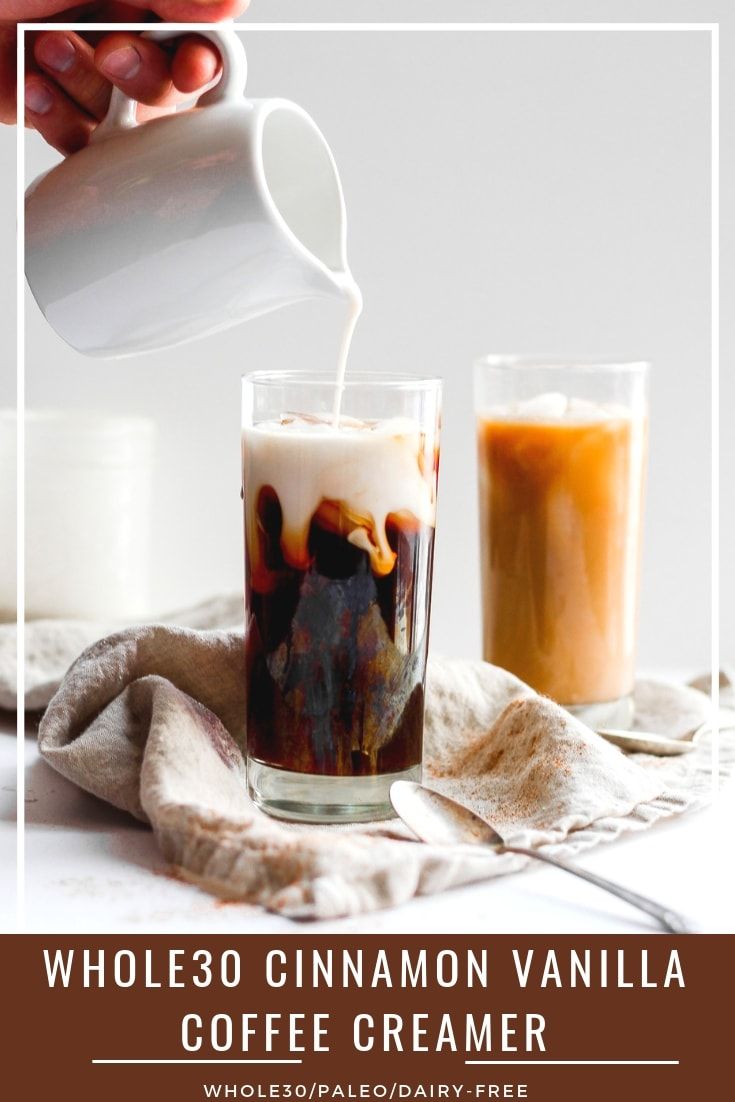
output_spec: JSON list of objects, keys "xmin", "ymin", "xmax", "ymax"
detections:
[{"xmin": 502, "ymin": 845, "xmax": 699, "ymax": 934}]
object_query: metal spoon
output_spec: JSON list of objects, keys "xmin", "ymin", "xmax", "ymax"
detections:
[
  {"xmin": 390, "ymin": 781, "xmax": 698, "ymax": 933},
  {"xmin": 597, "ymin": 710, "xmax": 735, "ymax": 756}
]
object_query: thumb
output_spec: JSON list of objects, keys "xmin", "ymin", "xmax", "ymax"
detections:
[
  {"xmin": 0, "ymin": 27, "xmax": 16, "ymax": 125},
  {"xmin": 0, "ymin": 1, "xmax": 80, "ymax": 15},
  {"xmin": 142, "ymin": 1, "xmax": 250, "ymax": 21}
]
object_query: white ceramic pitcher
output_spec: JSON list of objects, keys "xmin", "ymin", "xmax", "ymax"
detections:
[{"xmin": 25, "ymin": 28, "xmax": 355, "ymax": 358}]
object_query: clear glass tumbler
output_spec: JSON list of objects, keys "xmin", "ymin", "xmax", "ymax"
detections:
[
  {"xmin": 242, "ymin": 371, "xmax": 441, "ymax": 822},
  {"xmin": 475, "ymin": 357, "xmax": 649, "ymax": 728}
]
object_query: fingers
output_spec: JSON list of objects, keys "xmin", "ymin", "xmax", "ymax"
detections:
[
  {"xmin": 23, "ymin": 27, "xmax": 231, "ymax": 155},
  {"xmin": 95, "ymin": 33, "xmax": 176, "ymax": 107},
  {"xmin": 170, "ymin": 36, "xmax": 222, "ymax": 95},
  {"xmin": 95, "ymin": 32, "xmax": 223, "ymax": 106},
  {"xmin": 24, "ymin": 74, "xmax": 95, "ymax": 155},
  {"xmin": 34, "ymin": 33, "xmax": 111, "ymax": 121}
]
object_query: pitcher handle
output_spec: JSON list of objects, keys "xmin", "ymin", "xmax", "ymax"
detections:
[{"xmin": 91, "ymin": 26, "xmax": 248, "ymax": 143}]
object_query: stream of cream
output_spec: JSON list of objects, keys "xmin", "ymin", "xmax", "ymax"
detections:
[{"xmin": 331, "ymin": 275, "xmax": 364, "ymax": 426}]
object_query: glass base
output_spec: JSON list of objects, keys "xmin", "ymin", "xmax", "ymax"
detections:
[
  {"xmin": 248, "ymin": 759, "xmax": 421, "ymax": 823},
  {"xmin": 564, "ymin": 694, "xmax": 634, "ymax": 730}
]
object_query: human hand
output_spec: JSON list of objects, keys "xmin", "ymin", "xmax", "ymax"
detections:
[{"xmin": 0, "ymin": 2, "xmax": 250, "ymax": 152}]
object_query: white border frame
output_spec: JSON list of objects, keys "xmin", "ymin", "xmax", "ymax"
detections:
[{"xmin": 15, "ymin": 20, "xmax": 721, "ymax": 932}]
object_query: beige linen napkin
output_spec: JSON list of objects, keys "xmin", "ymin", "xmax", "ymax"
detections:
[
  {"xmin": 0, "ymin": 595, "xmax": 243, "ymax": 711},
  {"xmin": 35, "ymin": 621, "xmax": 733, "ymax": 920}
]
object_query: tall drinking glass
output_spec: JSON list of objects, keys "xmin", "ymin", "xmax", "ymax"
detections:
[
  {"xmin": 242, "ymin": 371, "xmax": 441, "ymax": 822},
  {"xmin": 475, "ymin": 358, "xmax": 649, "ymax": 728}
]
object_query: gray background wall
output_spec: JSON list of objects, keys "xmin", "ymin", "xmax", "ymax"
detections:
[{"xmin": 2, "ymin": 8, "xmax": 728, "ymax": 674}]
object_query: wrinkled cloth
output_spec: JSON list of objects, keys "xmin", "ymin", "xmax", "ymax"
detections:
[
  {"xmin": 0, "ymin": 595, "xmax": 243, "ymax": 711},
  {"xmin": 35, "ymin": 618, "xmax": 734, "ymax": 920}
]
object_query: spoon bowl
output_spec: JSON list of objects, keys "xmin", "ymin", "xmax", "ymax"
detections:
[
  {"xmin": 597, "ymin": 709, "xmax": 735, "ymax": 756},
  {"xmin": 391, "ymin": 781, "xmax": 502, "ymax": 847},
  {"xmin": 390, "ymin": 780, "xmax": 699, "ymax": 933}
]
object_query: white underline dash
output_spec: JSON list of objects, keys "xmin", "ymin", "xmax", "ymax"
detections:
[
  {"xmin": 465, "ymin": 1059, "xmax": 679, "ymax": 1066},
  {"xmin": 93, "ymin": 1059, "xmax": 303, "ymax": 1065}
]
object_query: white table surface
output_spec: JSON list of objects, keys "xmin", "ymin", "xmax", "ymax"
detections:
[{"xmin": 2, "ymin": 713, "xmax": 734, "ymax": 934}]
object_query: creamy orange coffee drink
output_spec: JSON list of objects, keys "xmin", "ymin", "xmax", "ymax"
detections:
[{"xmin": 475, "ymin": 360, "xmax": 648, "ymax": 726}]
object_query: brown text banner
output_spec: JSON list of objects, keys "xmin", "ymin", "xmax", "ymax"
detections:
[{"xmin": 3, "ymin": 935, "xmax": 729, "ymax": 1101}]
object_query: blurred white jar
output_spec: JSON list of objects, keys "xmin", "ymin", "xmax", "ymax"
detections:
[{"xmin": 19, "ymin": 411, "xmax": 155, "ymax": 621}]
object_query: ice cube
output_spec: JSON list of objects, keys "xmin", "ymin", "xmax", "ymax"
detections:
[
  {"xmin": 567, "ymin": 396, "xmax": 606, "ymax": 420},
  {"xmin": 515, "ymin": 392, "xmax": 569, "ymax": 420}
]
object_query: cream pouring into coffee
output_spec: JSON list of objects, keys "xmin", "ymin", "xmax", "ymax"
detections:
[{"xmin": 242, "ymin": 265, "xmax": 440, "ymax": 821}]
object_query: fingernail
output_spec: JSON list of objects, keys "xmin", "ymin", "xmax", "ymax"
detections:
[
  {"xmin": 38, "ymin": 35, "xmax": 76, "ymax": 74},
  {"xmin": 100, "ymin": 46, "xmax": 141, "ymax": 81},
  {"xmin": 26, "ymin": 82, "xmax": 54, "ymax": 115}
]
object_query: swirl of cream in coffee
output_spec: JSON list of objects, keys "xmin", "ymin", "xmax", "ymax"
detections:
[{"xmin": 243, "ymin": 414, "xmax": 437, "ymax": 585}]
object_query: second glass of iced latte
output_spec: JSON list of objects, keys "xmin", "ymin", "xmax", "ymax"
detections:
[
  {"xmin": 242, "ymin": 372, "xmax": 441, "ymax": 822},
  {"xmin": 475, "ymin": 358, "xmax": 648, "ymax": 728}
]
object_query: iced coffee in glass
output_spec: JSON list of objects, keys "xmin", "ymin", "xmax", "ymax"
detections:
[
  {"xmin": 475, "ymin": 358, "xmax": 648, "ymax": 728},
  {"xmin": 242, "ymin": 372, "xmax": 441, "ymax": 822}
]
